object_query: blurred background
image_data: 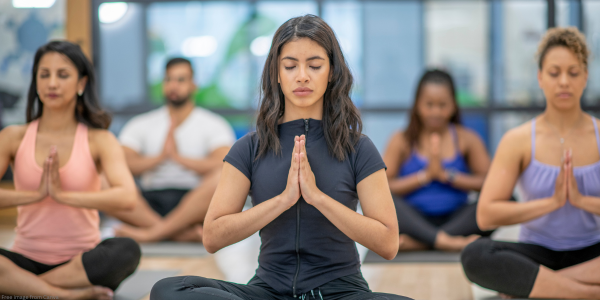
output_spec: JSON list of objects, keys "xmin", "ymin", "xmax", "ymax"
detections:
[{"xmin": 2, "ymin": 0, "xmax": 600, "ymax": 154}]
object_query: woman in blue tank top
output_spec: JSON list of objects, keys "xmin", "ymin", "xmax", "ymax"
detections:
[
  {"xmin": 461, "ymin": 27, "xmax": 600, "ymax": 299},
  {"xmin": 383, "ymin": 69, "xmax": 492, "ymax": 252}
]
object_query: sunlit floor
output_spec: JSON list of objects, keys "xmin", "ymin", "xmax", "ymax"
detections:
[{"xmin": 0, "ymin": 222, "xmax": 528, "ymax": 300}]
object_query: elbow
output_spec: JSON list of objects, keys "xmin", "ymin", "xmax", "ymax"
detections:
[
  {"xmin": 120, "ymin": 189, "xmax": 138, "ymax": 211},
  {"xmin": 476, "ymin": 210, "xmax": 495, "ymax": 231},
  {"xmin": 378, "ymin": 233, "xmax": 400, "ymax": 261},
  {"xmin": 202, "ymin": 235, "xmax": 219, "ymax": 254},
  {"xmin": 201, "ymin": 226, "xmax": 220, "ymax": 254}
]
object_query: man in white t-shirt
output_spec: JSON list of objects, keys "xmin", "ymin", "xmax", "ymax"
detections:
[{"xmin": 112, "ymin": 58, "xmax": 235, "ymax": 243}]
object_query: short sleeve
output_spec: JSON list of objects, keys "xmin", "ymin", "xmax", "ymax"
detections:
[
  {"xmin": 353, "ymin": 136, "xmax": 387, "ymax": 184},
  {"xmin": 223, "ymin": 133, "xmax": 256, "ymax": 181},
  {"xmin": 118, "ymin": 118, "xmax": 143, "ymax": 153},
  {"xmin": 207, "ymin": 116, "xmax": 236, "ymax": 152}
]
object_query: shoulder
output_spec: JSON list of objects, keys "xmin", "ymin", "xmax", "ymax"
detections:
[
  {"xmin": 455, "ymin": 125, "xmax": 485, "ymax": 146},
  {"xmin": 496, "ymin": 120, "xmax": 532, "ymax": 156},
  {"xmin": 0, "ymin": 125, "xmax": 27, "ymax": 152},
  {"xmin": 388, "ymin": 130, "xmax": 409, "ymax": 149},
  {"xmin": 88, "ymin": 128, "xmax": 119, "ymax": 148},
  {"xmin": 0, "ymin": 124, "xmax": 27, "ymax": 140},
  {"xmin": 353, "ymin": 135, "xmax": 381, "ymax": 156}
]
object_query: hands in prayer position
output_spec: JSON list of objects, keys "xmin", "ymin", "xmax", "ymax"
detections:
[{"xmin": 281, "ymin": 135, "xmax": 323, "ymax": 208}]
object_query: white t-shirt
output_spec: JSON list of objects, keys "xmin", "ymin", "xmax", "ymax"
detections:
[{"xmin": 119, "ymin": 106, "xmax": 236, "ymax": 190}]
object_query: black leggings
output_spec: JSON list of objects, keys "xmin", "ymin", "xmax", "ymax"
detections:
[
  {"xmin": 142, "ymin": 189, "xmax": 189, "ymax": 216},
  {"xmin": 150, "ymin": 272, "xmax": 413, "ymax": 300},
  {"xmin": 0, "ymin": 237, "xmax": 141, "ymax": 290},
  {"xmin": 395, "ymin": 197, "xmax": 492, "ymax": 247},
  {"xmin": 461, "ymin": 238, "xmax": 600, "ymax": 297}
]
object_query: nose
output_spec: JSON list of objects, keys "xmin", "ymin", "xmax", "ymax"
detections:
[
  {"xmin": 296, "ymin": 65, "xmax": 310, "ymax": 83},
  {"xmin": 558, "ymin": 72, "xmax": 569, "ymax": 87},
  {"xmin": 48, "ymin": 73, "xmax": 58, "ymax": 88}
]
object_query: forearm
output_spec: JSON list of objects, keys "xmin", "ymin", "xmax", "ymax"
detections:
[
  {"xmin": 127, "ymin": 155, "xmax": 164, "ymax": 176},
  {"xmin": 574, "ymin": 196, "xmax": 600, "ymax": 216},
  {"xmin": 478, "ymin": 198, "xmax": 558, "ymax": 230},
  {"xmin": 447, "ymin": 173, "xmax": 485, "ymax": 192},
  {"xmin": 204, "ymin": 195, "xmax": 289, "ymax": 253},
  {"xmin": 0, "ymin": 189, "xmax": 42, "ymax": 209},
  {"xmin": 56, "ymin": 187, "xmax": 136, "ymax": 212},
  {"xmin": 173, "ymin": 155, "xmax": 222, "ymax": 175},
  {"xmin": 312, "ymin": 194, "xmax": 399, "ymax": 260},
  {"xmin": 389, "ymin": 172, "xmax": 426, "ymax": 196}
]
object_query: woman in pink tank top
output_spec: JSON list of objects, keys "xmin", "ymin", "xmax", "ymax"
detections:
[{"xmin": 0, "ymin": 41, "xmax": 140, "ymax": 299}]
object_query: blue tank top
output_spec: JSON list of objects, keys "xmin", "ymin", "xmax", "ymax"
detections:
[
  {"xmin": 399, "ymin": 126, "xmax": 470, "ymax": 216},
  {"xmin": 517, "ymin": 118, "xmax": 600, "ymax": 251}
]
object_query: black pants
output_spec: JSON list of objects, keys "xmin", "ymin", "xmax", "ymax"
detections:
[
  {"xmin": 461, "ymin": 238, "xmax": 600, "ymax": 297},
  {"xmin": 0, "ymin": 237, "xmax": 141, "ymax": 290},
  {"xmin": 395, "ymin": 197, "xmax": 493, "ymax": 247},
  {"xmin": 150, "ymin": 272, "xmax": 413, "ymax": 300},
  {"xmin": 142, "ymin": 189, "xmax": 190, "ymax": 216}
]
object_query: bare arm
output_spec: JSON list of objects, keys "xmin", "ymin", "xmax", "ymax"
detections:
[
  {"xmin": 203, "ymin": 138, "xmax": 302, "ymax": 253},
  {"xmin": 477, "ymin": 126, "xmax": 564, "ymax": 230},
  {"xmin": 173, "ymin": 146, "xmax": 229, "ymax": 176},
  {"xmin": 307, "ymin": 169, "xmax": 399, "ymax": 260},
  {"xmin": 0, "ymin": 126, "xmax": 45, "ymax": 209},
  {"xmin": 444, "ymin": 128, "xmax": 491, "ymax": 191},
  {"xmin": 52, "ymin": 131, "xmax": 137, "ymax": 212},
  {"xmin": 298, "ymin": 138, "xmax": 398, "ymax": 260},
  {"xmin": 122, "ymin": 146, "xmax": 165, "ymax": 176},
  {"xmin": 382, "ymin": 132, "xmax": 424, "ymax": 196}
]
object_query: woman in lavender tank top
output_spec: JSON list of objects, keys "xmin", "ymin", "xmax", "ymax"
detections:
[{"xmin": 461, "ymin": 27, "xmax": 600, "ymax": 299}]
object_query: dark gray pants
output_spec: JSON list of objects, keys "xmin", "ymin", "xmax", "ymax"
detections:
[
  {"xmin": 395, "ymin": 197, "xmax": 493, "ymax": 247},
  {"xmin": 150, "ymin": 272, "xmax": 413, "ymax": 300}
]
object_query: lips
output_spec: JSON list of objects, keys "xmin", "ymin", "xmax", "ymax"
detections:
[
  {"xmin": 293, "ymin": 87, "xmax": 313, "ymax": 97},
  {"xmin": 47, "ymin": 93, "xmax": 59, "ymax": 98},
  {"xmin": 557, "ymin": 92, "xmax": 573, "ymax": 98}
]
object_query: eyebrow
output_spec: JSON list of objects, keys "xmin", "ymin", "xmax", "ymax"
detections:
[{"xmin": 281, "ymin": 56, "xmax": 325, "ymax": 62}]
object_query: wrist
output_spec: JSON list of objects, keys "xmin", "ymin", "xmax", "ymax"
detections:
[
  {"xmin": 305, "ymin": 190, "xmax": 325, "ymax": 206},
  {"xmin": 417, "ymin": 171, "xmax": 431, "ymax": 186}
]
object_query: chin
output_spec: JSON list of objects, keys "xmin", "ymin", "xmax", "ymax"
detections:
[
  {"xmin": 287, "ymin": 97, "xmax": 321, "ymax": 109},
  {"xmin": 552, "ymin": 99, "xmax": 579, "ymax": 111}
]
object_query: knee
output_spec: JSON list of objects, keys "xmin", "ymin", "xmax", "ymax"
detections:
[
  {"xmin": 461, "ymin": 238, "xmax": 493, "ymax": 281},
  {"xmin": 150, "ymin": 276, "xmax": 184, "ymax": 300},
  {"xmin": 106, "ymin": 237, "xmax": 141, "ymax": 272},
  {"xmin": 83, "ymin": 238, "xmax": 141, "ymax": 290}
]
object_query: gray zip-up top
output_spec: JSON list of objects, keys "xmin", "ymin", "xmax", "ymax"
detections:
[{"xmin": 224, "ymin": 118, "xmax": 386, "ymax": 297}]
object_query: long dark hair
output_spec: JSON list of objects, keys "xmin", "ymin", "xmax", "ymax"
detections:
[
  {"xmin": 27, "ymin": 41, "xmax": 111, "ymax": 129},
  {"xmin": 256, "ymin": 15, "xmax": 361, "ymax": 161},
  {"xmin": 404, "ymin": 69, "xmax": 461, "ymax": 148}
]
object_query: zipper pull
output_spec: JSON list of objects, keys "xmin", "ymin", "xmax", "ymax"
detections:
[{"xmin": 304, "ymin": 119, "xmax": 309, "ymax": 136}]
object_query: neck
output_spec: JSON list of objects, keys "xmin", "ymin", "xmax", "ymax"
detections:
[
  {"xmin": 542, "ymin": 105, "xmax": 584, "ymax": 131},
  {"xmin": 280, "ymin": 98, "xmax": 323, "ymax": 123},
  {"xmin": 38, "ymin": 105, "xmax": 78, "ymax": 133},
  {"xmin": 167, "ymin": 100, "xmax": 195, "ymax": 126}
]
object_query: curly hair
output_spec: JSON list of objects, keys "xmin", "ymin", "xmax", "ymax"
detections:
[{"xmin": 536, "ymin": 26, "xmax": 590, "ymax": 70}]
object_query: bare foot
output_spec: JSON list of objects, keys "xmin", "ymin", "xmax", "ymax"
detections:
[
  {"xmin": 434, "ymin": 232, "xmax": 480, "ymax": 252},
  {"xmin": 398, "ymin": 234, "xmax": 429, "ymax": 252},
  {"xmin": 67, "ymin": 286, "xmax": 114, "ymax": 300},
  {"xmin": 114, "ymin": 224, "xmax": 159, "ymax": 243},
  {"xmin": 172, "ymin": 225, "xmax": 203, "ymax": 242},
  {"xmin": 499, "ymin": 293, "xmax": 517, "ymax": 299}
]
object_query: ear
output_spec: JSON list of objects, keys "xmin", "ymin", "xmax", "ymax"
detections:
[
  {"xmin": 537, "ymin": 69, "xmax": 542, "ymax": 89},
  {"xmin": 78, "ymin": 76, "xmax": 88, "ymax": 94},
  {"xmin": 328, "ymin": 68, "xmax": 333, "ymax": 82}
]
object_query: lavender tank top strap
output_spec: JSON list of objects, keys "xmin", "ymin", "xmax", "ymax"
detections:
[
  {"xmin": 530, "ymin": 119, "xmax": 536, "ymax": 160},
  {"xmin": 593, "ymin": 118, "xmax": 600, "ymax": 153}
]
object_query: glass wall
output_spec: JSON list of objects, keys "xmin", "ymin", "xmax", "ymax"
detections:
[{"xmin": 93, "ymin": 0, "xmax": 600, "ymax": 154}]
